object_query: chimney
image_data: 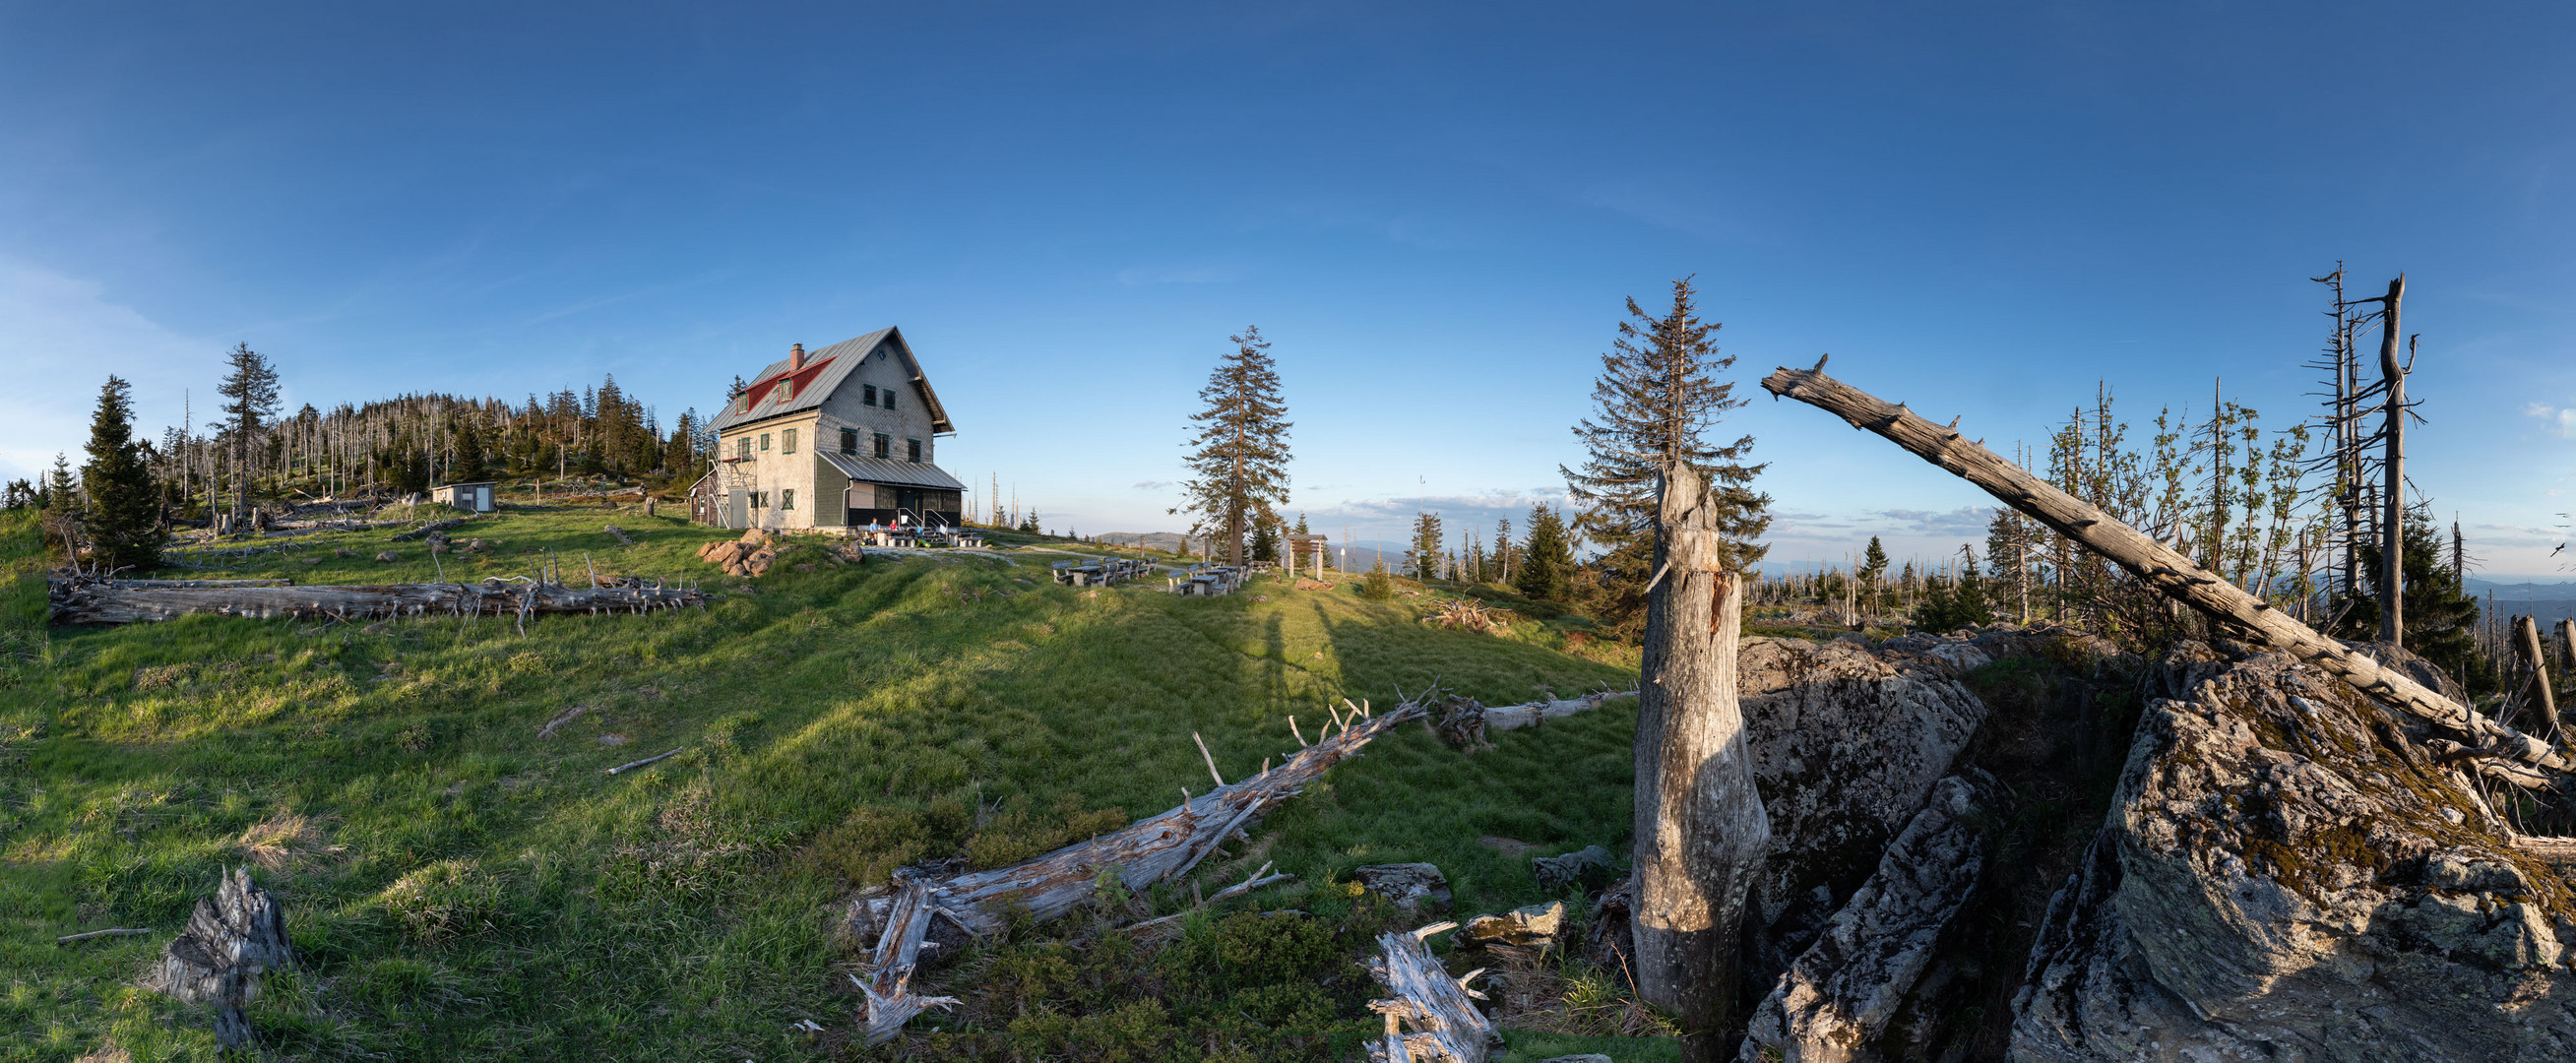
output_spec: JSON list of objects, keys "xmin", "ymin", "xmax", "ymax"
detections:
[{"xmin": 788, "ymin": 343, "xmax": 805, "ymax": 372}]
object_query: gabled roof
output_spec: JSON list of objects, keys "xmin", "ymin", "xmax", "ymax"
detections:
[{"xmin": 707, "ymin": 327, "xmax": 955, "ymax": 435}]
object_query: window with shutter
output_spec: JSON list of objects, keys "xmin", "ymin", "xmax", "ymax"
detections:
[
  {"xmin": 873, "ymin": 433, "xmax": 890, "ymax": 459},
  {"xmin": 783, "ymin": 428, "xmax": 796, "ymax": 455},
  {"xmin": 907, "ymin": 438, "xmax": 920, "ymax": 463},
  {"xmin": 840, "ymin": 428, "xmax": 857, "ymax": 454},
  {"xmin": 863, "ymin": 385, "xmax": 877, "ymax": 406}
]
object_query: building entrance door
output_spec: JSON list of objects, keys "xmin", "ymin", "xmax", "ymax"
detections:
[{"xmin": 727, "ymin": 492, "xmax": 749, "ymax": 529}]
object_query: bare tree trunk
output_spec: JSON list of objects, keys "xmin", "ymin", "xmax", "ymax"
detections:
[
  {"xmin": 2378, "ymin": 276, "xmax": 2406, "ymax": 645},
  {"xmin": 1759, "ymin": 361, "xmax": 2566, "ymax": 774},
  {"xmin": 1631, "ymin": 463, "xmax": 1770, "ymax": 1060},
  {"xmin": 2513, "ymin": 614, "xmax": 2559, "ymax": 743}
]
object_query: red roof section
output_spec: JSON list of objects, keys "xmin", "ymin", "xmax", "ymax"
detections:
[{"xmin": 741, "ymin": 355, "xmax": 837, "ymax": 411}]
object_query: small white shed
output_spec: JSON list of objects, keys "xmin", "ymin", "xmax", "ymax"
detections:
[{"xmin": 433, "ymin": 481, "xmax": 498, "ymax": 513}]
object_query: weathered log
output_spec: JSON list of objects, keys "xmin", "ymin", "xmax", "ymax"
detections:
[
  {"xmin": 604, "ymin": 524, "xmax": 635, "ymax": 546},
  {"xmin": 1630, "ymin": 463, "xmax": 1768, "ymax": 1059},
  {"xmin": 850, "ymin": 878, "xmax": 964, "ymax": 1043},
  {"xmin": 49, "ymin": 579, "xmax": 705, "ymax": 626},
  {"xmin": 1759, "ymin": 361, "xmax": 2568, "ymax": 773},
  {"xmin": 848, "ymin": 696, "xmax": 1424, "ymax": 1043},
  {"xmin": 1479, "ymin": 689, "xmax": 1640, "ymax": 732},
  {"xmin": 1364, "ymin": 921, "xmax": 1497, "ymax": 1063},
  {"xmin": 143, "ymin": 867, "xmax": 290, "ymax": 1050},
  {"xmin": 98, "ymin": 578, "xmax": 291, "ymax": 590}
]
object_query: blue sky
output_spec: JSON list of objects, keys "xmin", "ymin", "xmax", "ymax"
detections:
[{"xmin": 6, "ymin": 3, "xmax": 2575, "ymax": 574}]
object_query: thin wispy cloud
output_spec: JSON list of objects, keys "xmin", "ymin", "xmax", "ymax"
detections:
[{"xmin": 2526, "ymin": 402, "xmax": 2576, "ymax": 438}]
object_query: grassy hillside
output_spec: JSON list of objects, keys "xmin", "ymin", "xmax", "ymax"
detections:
[{"xmin": 1, "ymin": 507, "xmax": 1649, "ymax": 1061}]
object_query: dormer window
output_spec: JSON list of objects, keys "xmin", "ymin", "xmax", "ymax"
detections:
[{"xmin": 863, "ymin": 385, "xmax": 878, "ymax": 407}]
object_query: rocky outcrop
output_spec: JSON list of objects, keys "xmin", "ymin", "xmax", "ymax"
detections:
[
  {"xmin": 1737, "ymin": 636, "xmax": 1993, "ymax": 973},
  {"xmin": 696, "ymin": 530, "xmax": 780, "ymax": 577},
  {"xmin": 2011, "ymin": 651, "xmax": 2576, "ymax": 1062},
  {"xmin": 1740, "ymin": 772, "xmax": 2001, "ymax": 1063}
]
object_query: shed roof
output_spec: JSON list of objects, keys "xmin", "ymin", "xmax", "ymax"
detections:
[
  {"xmin": 708, "ymin": 327, "xmax": 955, "ymax": 435},
  {"xmin": 821, "ymin": 452, "xmax": 969, "ymax": 491}
]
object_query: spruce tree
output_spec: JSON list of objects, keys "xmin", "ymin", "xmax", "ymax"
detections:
[
  {"xmin": 1172, "ymin": 326, "xmax": 1292, "ymax": 566},
  {"xmin": 82, "ymin": 376, "xmax": 160, "ymax": 571},
  {"xmin": 1249, "ymin": 519, "xmax": 1281, "ymax": 569},
  {"xmin": 1407, "ymin": 512, "xmax": 1445, "ymax": 582},
  {"xmin": 1515, "ymin": 503, "xmax": 1575, "ymax": 602},
  {"xmin": 1562, "ymin": 277, "xmax": 1771, "ymax": 637},
  {"xmin": 452, "ymin": 418, "xmax": 489, "ymax": 482},
  {"xmin": 217, "ymin": 343, "xmax": 281, "ymax": 521},
  {"xmin": 2330, "ymin": 501, "xmax": 2493, "ymax": 694},
  {"xmin": 44, "ymin": 453, "xmax": 80, "ymax": 520}
]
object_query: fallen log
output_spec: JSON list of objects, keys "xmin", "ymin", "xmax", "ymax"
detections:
[
  {"xmin": 604, "ymin": 524, "xmax": 635, "ymax": 546},
  {"xmin": 848, "ymin": 695, "xmax": 1425, "ymax": 1042},
  {"xmin": 98, "ymin": 579, "xmax": 292, "ymax": 590},
  {"xmin": 49, "ymin": 578, "xmax": 705, "ymax": 626},
  {"xmin": 1760, "ymin": 360, "xmax": 2567, "ymax": 772},
  {"xmin": 1364, "ymin": 921, "xmax": 1497, "ymax": 1063},
  {"xmin": 1479, "ymin": 689, "xmax": 1639, "ymax": 732}
]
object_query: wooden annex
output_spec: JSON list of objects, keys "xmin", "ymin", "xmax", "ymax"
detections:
[{"xmin": 688, "ymin": 327, "xmax": 967, "ymax": 532}]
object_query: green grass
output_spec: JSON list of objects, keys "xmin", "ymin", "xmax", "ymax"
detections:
[{"xmin": 1, "ymin": 506, "xmax": 1656, "ymax": 1061}]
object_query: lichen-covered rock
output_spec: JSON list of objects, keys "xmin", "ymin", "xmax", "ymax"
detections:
[
  {"xmin": 1739, "ymin": 773, "xmax": 1999, "ymax": 1063},
  {"xmin": 2011, "ymin": 652, "xmax": 2576, "ymax": 1062},
  {"xmin": 1353, "ymin": 863, "xmax": 1451, "ymax": 911},
  {"xmin": 1738, "ymin": 637, "xmax": 1992, "ymax": 969},
  {"xmin": 1464, "ymin": 901, "xmax": 1565, "ymax": 950}
]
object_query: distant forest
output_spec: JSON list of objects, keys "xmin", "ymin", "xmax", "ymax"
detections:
[{"xmin": 8, "ymin": 364, "xmax": 709, "ymax": 519}]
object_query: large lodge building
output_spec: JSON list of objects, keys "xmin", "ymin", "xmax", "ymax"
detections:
[{"xmin": 688, "ymin": 327, "xmax": 967, "ymax": 531}]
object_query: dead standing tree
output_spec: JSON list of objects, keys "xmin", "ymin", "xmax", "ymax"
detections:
[
  {"xmin": 2369, "ymin": 276, "xmax": 2408, "ymax": 644},
  {"xmin": 1760, "ymin": 360, "xmax": 2567, "ymax": 782},
  {"xmin": 1629, "ymin": 462, "xmax": 1769, "ymax": 1060}
]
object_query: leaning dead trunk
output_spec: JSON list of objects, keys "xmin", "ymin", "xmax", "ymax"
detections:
[
  {"xmin": 1630, "ymin": 463, "xmax": 1770, "ymax": 1059},
  {"xmin": 1759, "ymin": 360, "xmax": 2566, "ymax": 775}
]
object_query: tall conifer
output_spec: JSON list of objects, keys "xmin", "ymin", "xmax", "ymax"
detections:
[
  {"xmin": 1562, "ymin": 278, "xmax": 1771, "ymax": 637},
  {"xmin": 217, "ymin": 343, "xmax": 281, "ymax": 520},
  {"xmin": 82, "ymin": 375, "xmax": 160, "ymax": 571},
  {"xmin": 1173, "ymin": 326, "xmax": 1292, "ymax": 566},
  {"xmin": 1407, "ymin": 512, "xmax": 1445, "ymax": 582}
]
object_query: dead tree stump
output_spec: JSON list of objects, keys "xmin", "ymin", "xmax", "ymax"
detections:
[
  {"xmin": 144, "ymin": 867, "xmax": 291, "ymax": 1049},
  {"xmin": 1630, "ymin": 463, "xmax": 1770, "ymax": 1060}
]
